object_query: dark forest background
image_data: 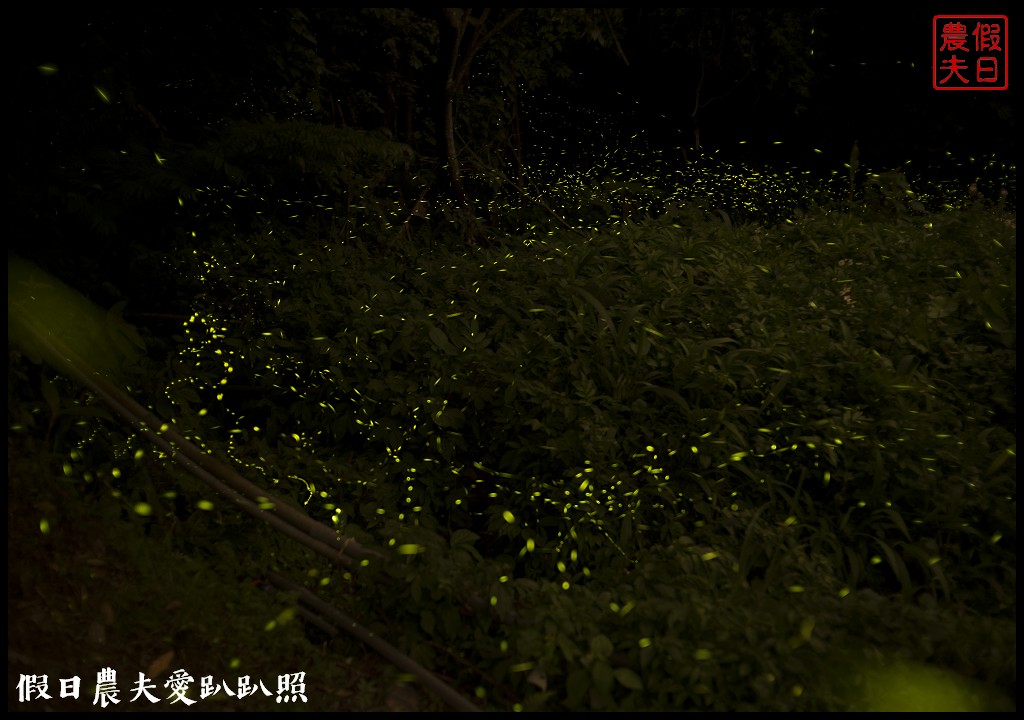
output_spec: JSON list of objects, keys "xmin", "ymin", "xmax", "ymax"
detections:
[{"xmin": 7, "ymin": 7, "xmax": 1016, "ymax": 276}]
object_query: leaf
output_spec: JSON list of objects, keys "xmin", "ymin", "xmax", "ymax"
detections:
[
  {"xmin": 557, "ymin": 633, "xmax": 580, "ymax": 662},
  {"xmin": 147, "ymin": 650, "xmax": 175, "ymax": 677},
  {"xmin": 926, "ymin": 295, "xmax": 957, "ymax": 319},
  {"xmin": 450, "ymin": 529, "xmax": 480, "ymax": 547},
  {"xmin": 614, "ymin": 667, "xmax": 644, "ymax": 690},
  {"xmin": 527, "ymin": 668, "xmax": 548, "ymax": 691},
  {"xmin": 638, "ymin": 381, "xmax": 691, "ymax": 413},
  {"xmin": 876, "ymin": 539, "xmax": 913, "ymax": 597},
  {"xmin": 614, "ymin": 304, "xmax": 644, "ymax": 347},
  {"xmin": 589, "ymin": 634, "xmax": 614, "ymax": 659},
  {"xmin": 428, "ymin": 324, "xmax": 459, "ymax": 355},
  {"xmin": 879, "ymin": 507, "xmax": 912, "ymax": 542},
  {"xmin": 592, "ymin": 660, "xmax": 613, "ymax": 688},
  {"xmin": 985, "ymin": 445, "xmax": 1015, "ymax": 475},
  {"xmin": 566, "ymin": 668, "xmax": 590, "ymax": 708},
  {"xmin": 573, "ymin": 285, "xmax": 616, "ymax": 336},
  {"xmin": 433, "ymin": 407, "xmax": 465, "ymax": 428}
]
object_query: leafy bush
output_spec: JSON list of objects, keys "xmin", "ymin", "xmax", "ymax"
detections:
[{"xmin": 129, "ymin": 192, "xmax": 1014, "ymax": 709}]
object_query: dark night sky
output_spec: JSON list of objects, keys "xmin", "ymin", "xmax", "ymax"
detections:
[{"xmin": 546, "ymin": 7, "xmax": 1014, "ymax": 175}]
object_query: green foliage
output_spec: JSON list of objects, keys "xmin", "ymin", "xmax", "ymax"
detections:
[{"xmin": 132, "ymin": 190, "xmax": 1014, "ymax": 709}]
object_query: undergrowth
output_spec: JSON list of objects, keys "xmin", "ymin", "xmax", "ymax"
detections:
[{"xmin": 9, "ymin": 155, "xmax": 1015, "ymax": 710}]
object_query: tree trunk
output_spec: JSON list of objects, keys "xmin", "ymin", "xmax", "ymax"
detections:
[{"xmin": 436, "ymin": 8, "xmax": 524, "ymax": 245}]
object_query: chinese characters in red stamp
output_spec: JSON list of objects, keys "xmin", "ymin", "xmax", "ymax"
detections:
[{"xmin": 933, "ymin": 15, "xmax": 1008, "ymax": 90}]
